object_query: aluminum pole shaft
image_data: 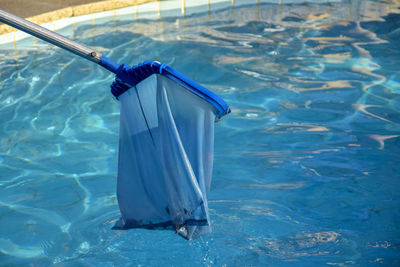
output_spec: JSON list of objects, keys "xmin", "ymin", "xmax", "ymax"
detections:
[{"xmin": 0, "ymin": 9, "xmax": 102, "ymax": 63}]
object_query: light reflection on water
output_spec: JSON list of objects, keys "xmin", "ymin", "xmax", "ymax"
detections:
[{"xmin": 0, "ymin": 0, "xmax": 400, "ymax": 265}]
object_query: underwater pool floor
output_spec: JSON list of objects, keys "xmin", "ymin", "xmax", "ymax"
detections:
[{"xmin": 0, "ymin": 0, "xmax": 400, "ymax": 265}]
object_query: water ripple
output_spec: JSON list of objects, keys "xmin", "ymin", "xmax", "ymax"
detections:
[{"xmin": 1, "ymin": 0, "xmax": 400, "ymax": 265}]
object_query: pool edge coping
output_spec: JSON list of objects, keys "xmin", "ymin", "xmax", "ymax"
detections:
[{"xmin": 0, "ymin": 0, "xmax": 156, "ymax": 35}]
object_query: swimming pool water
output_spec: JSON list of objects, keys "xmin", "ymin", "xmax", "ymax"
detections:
[{"xmin": 1, "ymin": 0, "xmax": 400, "ymax": 265}]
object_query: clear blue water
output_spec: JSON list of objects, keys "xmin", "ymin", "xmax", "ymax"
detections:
[{"xmin": 1, "ymin": 0, "xmax": 400, "ymax": 265}]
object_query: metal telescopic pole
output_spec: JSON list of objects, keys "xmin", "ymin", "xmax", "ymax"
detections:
[{"xmin": 0, "ymin": 9, "xmax": 102, "ymax": 63}]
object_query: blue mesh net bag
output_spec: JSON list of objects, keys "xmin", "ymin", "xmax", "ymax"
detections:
[{"xmin": 110, "ymin": 62, "xmax": 230, "ymax": 240}]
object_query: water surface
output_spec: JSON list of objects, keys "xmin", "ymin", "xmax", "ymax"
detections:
[{"xmin": 0, "ymin": 0, "xmax": 400, "ymax": 265}]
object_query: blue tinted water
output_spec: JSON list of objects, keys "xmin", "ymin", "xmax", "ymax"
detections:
[{"xmin": 1, "ymin": 0, "xmax": 400, "ymax": 265}]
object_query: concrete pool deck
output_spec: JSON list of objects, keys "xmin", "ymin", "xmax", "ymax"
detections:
[
  {"xmin": 0, "ymin": 0, "xmax": 155, "ymax": 34},
  {"xmin": 0, "ymin": 0, "xmax": 109, "ymax": 18}
]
